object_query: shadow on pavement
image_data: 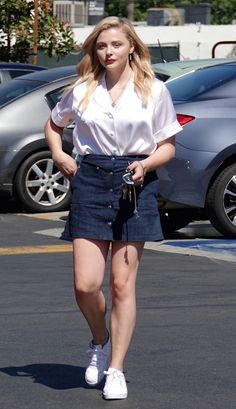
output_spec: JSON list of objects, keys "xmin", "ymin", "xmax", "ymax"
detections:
[
  {"xmin": 0, "ymin": 197, "xmax": 24, "ymax": 213},
  {"xmin": 0, "ymin": 363, "xmax": 93, "ymax": 390},
  {"xmin": 164, "ymin": 221, "xmax": 223, "ymax": 240}
]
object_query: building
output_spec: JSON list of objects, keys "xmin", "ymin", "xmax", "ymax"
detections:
[{"xmin": 49, "ymin": 1, "xmax": 236, "ymax": 66}]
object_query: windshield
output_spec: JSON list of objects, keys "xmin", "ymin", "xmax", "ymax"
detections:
[
  {"xmin": 166, "ymin": 64, "xmax": 236, "ymax": 101},
  {"xmin": 0, "ymin": 79, "xmax": 46, "ymax": 108}
]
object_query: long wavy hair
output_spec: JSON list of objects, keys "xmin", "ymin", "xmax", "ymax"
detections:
[{"xmin": 71, "ymin": 16, "xmax": 155, "ymax": 109}]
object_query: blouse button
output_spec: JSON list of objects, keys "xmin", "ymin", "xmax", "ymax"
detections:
[{"xmin": 109, "ymin": 113, "xmax": 113, "ymax": 119}]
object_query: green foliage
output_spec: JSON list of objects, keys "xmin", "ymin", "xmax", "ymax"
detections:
[
  {"xmin": 105, "ymin": 1, "xmax": 169, "ymax": 20},
  {"xmin": 0, "ymin": 0, "xmax": 32, "ymax": 30},
  {"xmin": 211, "ymin": 0, "xmax": 236, "ymax": 24},
  {"xmin": 1, "ymin": 0, "xmax": 236, "ymax": 62},
  {"xmin": 104, "ymin": 0, "xmax": 236, "ymax": 24},
  {"xmin": 0, "ymin": 0, "xmax": 76, "ymax": 62},
  {"xmin": 105, "ymin": 0, "xmax": 128, "ymax": 17}
]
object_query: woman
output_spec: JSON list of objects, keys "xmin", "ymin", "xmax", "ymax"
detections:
[{"xmin": 44, "ymin": 16, "xmax": 182, "ymax": 400}]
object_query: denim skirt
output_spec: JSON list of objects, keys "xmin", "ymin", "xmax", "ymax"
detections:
[{"xmin": 61, "ymin": 154, "xmax": 163, "ymax": 242}]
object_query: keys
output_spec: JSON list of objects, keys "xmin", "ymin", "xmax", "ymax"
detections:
[
  {"xmin": 121, "ymin": 161, "xmax": 139, "ymax": 218},
  {"xmin": 122, "ymin": 185, "xmax": 129, "ymax": 200},
  {"xmin": 128, "ymin": 186, "xmax": 132, "ymax": 203},
  {"xmin": 122, "ymin": 185, "xmax": 132, "ymax": 203},
  {"xmin": 122, "ymin": 168, "xmax": 134, "ymax": 185},
  {"xmin": 122, "ymin": 163, "xmax": 133, "ymax": 202},
  {"xmin": 122, "ymin": 185, "xmax": 133, "ymax": 202}
]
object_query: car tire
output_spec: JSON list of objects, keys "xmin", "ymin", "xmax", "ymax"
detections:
[
  {"xmin": 14, "ymin": 151, "xmax": 71, "ymax": 213},
  {"xmin": 206, "ymin": 164, "xmax": 236, "ymax": 238},
  {"xmin": 160, "ymin": 209, "xmax": 193, "ymax": 235}
]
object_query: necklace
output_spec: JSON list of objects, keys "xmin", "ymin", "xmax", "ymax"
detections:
[
  {"xmin": 107, "ymin": 74, "xmax": 132, "ymax": 107},
  {"xmin": 109, "ymin": 90, "xmax": 124, "ymax": 107}
]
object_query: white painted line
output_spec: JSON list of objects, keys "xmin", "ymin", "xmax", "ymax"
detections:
[{"xmin": 34, "ymin": 228, "xmax": 64, "ymax": 238}]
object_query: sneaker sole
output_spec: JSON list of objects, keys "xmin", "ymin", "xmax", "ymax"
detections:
[
  {"xmin": 85, "ymin": 374, "xmax": 105, "ymax": 386},
  {"xmin": 103, "ymin": 392, "xmax": 128, "ymax": 400}
]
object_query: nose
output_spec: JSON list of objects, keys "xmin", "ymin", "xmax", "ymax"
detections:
[{"xmin": 106, "ymin": 45, "xmax": 112, "ymax": 56}]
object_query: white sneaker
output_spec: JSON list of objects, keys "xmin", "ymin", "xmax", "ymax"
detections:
[
  {"xmin": 103, "ymin": 368, "xmax": 128, "ymax": 400},
  {"xmin": 85, "ymin": 337, "xmax": 111, "ymax": 386}
]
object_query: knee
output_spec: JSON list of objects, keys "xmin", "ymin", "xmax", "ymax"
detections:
[
  {"xmin": 74, "ymin": 276, "xmax": 99, "ymax": 298},
  {"xmin": 110, "ymin": 277, "xmax": 132, "ymax": 302}
]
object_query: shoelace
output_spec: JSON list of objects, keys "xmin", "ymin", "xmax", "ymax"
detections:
[{"xmin": 104, "ymin": 370, "xmax": 124, "ymax": 384}]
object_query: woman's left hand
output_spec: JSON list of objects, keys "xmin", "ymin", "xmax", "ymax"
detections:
[{"xmin": 128, "ymin": 161, "xmax": 146, "ymax": 186}]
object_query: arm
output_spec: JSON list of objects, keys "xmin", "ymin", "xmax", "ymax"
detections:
[
  {"xmin": 141, "ymin": 135, "xmax": 175, "ymax": 172},
  {"xmin": 44, "ymin": 117, "xmax": 77, "ymax": 180},
  {"xmin": 128, "ymin": 136, "xmax": 175, "ymax": 185},
  {"xmin": 129, "ymin": 81, "xmax": 180, "ymax": 184}
]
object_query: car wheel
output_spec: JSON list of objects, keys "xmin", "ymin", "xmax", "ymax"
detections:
[
  {"xmin": 160, "ymin": 209, "xmax": 193, "ymax": 235},
  {"xmin": 206, "ymin": 164, "xmax": 236, "ymax": 237},
  {"xmin": 14, "ymin": 151, "xmax": 71, "ymax": 212}
]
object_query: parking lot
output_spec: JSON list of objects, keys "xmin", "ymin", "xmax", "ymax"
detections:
[{"xmin": 0, "ymin": 202, "xmax": 236, "ymax": 409}]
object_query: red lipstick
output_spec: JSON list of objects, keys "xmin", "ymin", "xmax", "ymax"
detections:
[{"xmin": 106, "ymin": 59, "xmax": 115, "ymax": 65}]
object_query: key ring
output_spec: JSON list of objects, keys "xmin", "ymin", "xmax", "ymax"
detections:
[
  {"xmin": 122, "ymin": 164, "xmax": 139, "ymax": 218},
  {"xmin": 122, "ymin": 169, "xmax": 134, "ymax": 185}
]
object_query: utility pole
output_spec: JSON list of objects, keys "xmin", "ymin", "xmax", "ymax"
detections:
[
  {"xmin": 127, "ymin": 0, "xmax": 134, "ymax": 21},
  {"xmin": 33, "ymin": 0, "xmax": 38, "ymax": 64}
]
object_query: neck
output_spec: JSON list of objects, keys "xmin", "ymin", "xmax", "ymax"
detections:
[{"xmin": 106, "ymin": 66, "xmax": 133, "ymax": 91}]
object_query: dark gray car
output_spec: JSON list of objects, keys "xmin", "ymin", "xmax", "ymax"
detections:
[
  {"xmin": 0, "ymin": 66, "xmax": 77, "ymax": 212},
  {"xmin": 160, "ymin": 62, "xmax": 236, "ymax": 237},
  {"xmin": 0, "ymin": 62, "xmax": 47, "ymax": 84}
]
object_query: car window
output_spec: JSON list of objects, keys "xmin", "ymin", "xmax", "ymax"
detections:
[
  {"xmin": 203, "ymin": 78, "xmax": 236, "ymax": 99},
  {"xmin": 166, "ymin": 64, "xmax": 236, "ymax": 101},
  {"xmin": 8, "ymin": 69, "xmax": 34, "ymax": 79},
  {"xmin": 45, "ymin": 86, "xmax": 66, "ymax": 110},
  {"xmin": 154, "ymin": 72, "xmax": 170, "ymax": 82},
  {"xmin": 0, "ymin": 79, "xmax": 45, "ymax": 108}
]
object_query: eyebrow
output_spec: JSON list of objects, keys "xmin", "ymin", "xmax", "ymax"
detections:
[{"xmin": 96, "ymin": 40, "xmax": 123, "ymax": 45}]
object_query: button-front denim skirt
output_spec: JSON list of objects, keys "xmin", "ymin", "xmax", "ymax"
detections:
[{"xmin": 61, "ymin": 154, "xmax": 163, "ymax": 242}]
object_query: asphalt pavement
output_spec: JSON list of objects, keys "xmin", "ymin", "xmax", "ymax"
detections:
[{"xmin": 0, "ymin": 211, "xmax": 236, "ymax": 409}]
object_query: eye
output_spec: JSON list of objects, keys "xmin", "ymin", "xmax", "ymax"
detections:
[
  {"xmin": 96, "ymin": 43, "xmax": 106, "ymax": 50},
  {"xmin": 113, "ymin": 42, "xmax": 122, "ymax": 48}
]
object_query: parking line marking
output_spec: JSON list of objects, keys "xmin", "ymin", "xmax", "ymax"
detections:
[
  {"xmin": 145, "ymin": 242, "xmax": 236, "ymax": 262},
  {"xmin": 21, "ymin": 212, "xmax": 68, "ymax": 221},
  {"xmin": 0, "ymin": 244, "xmax": 72, "ymax": 256}
]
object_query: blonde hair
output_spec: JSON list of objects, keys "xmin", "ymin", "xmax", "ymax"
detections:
[{"xmin": 72, "ymin": 16, "xmax": 155, "ymax": 109}]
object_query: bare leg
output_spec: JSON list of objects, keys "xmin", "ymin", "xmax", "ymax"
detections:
[
  {"xmin": 109, "ymin": 241, "xmax": 144, "ymax": 371},
  {"xmin": 73, "ymin": 238, "xmax": 110, "ymax": 345}
]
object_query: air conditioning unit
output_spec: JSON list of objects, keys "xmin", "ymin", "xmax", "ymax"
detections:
[
  {"xmin": 53, "ymin": 1, "xmax": 86, "ymax": 26},
  {"xmin": 147, "ymin": 8, "xmax": 185, "ymax": 26}
]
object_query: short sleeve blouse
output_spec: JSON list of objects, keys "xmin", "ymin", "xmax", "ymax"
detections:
[{"xmin": 51, "ymin": 73, "xmax": 182, "ymax": 156}]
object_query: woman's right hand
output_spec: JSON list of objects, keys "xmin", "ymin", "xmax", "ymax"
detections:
[
  {"xmin": 52, "ymin": 151, "xmax": 78, "ymax": 181},
  {"xmin": 44, "ymin": 118, "xmax": 77, "ymax": 180}
]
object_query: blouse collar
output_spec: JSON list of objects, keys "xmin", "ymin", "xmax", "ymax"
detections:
[{"xmin": 92, "ymin": 71, "xmax": 134, "ymax": 110}]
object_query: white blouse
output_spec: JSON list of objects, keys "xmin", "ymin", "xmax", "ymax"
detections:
[{"xmin": 51, "ymin": 73, "xmax": 182, "ymax": 156}]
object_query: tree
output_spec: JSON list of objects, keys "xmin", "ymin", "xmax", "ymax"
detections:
[
  {"xmin": 211, "ymin": 0, "xmax": 236, "ymax": 24},
  {"xmin": 104, "ymin": 0, "xmax": 236, "ymax": 24},
  {"xmin": 105, "ymin": 0, "xmax": 155, "ymax": 20},
  {"xmin": 0, "ymin": 0, "xmax": 77, "ymax": 62},
  {"xmin": 0, "ymin": 0, "xmax": 32, "ymax": 61}
]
